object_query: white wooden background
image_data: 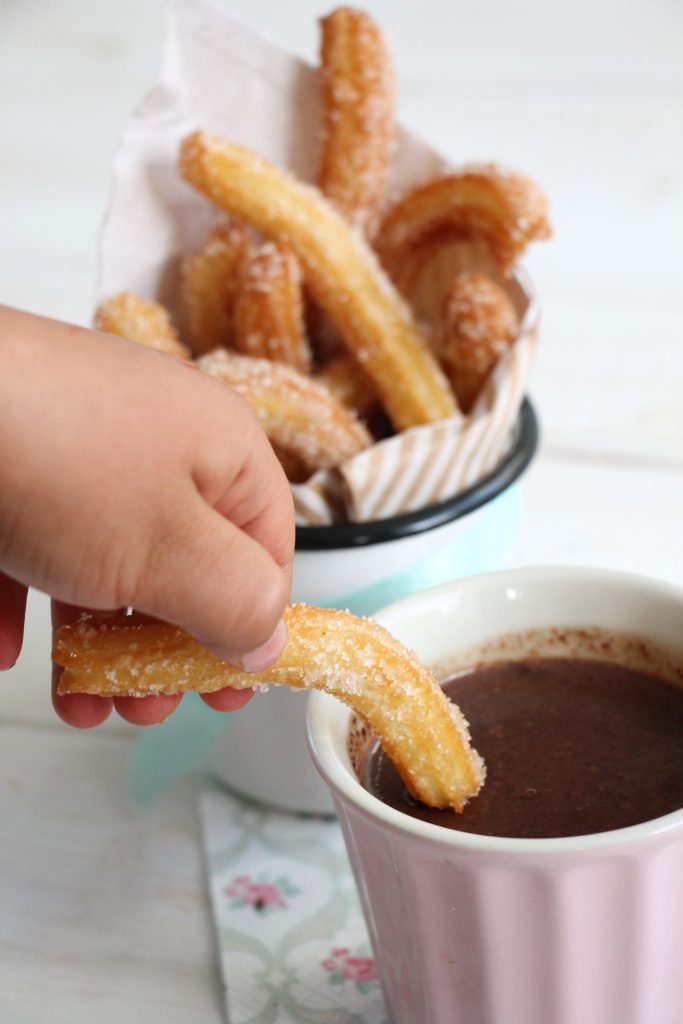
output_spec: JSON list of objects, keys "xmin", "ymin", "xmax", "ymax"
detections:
[{"xmin": 1, "ymin": 1, "xmax": 682, "ymax": 1020}]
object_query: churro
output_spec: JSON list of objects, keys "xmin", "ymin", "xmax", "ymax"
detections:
[
  {"xmin": 318, "ymin": 7, "xmax": 395, "ymax": 236},
  {"xmin": 198, "ymin": 347, "xmax": 371, "ymax": 473},
  {"xmin": 94, "ymin": 293, "xmax": 190, "ymax": 359},
  {"xmin": 53, "ymin": 604, "xmax": 485, "ymax": 811},
  {"xmin": 440, "ymin": 272, "xmax": 518, "ymax": 412},
  {"xmin": 375, "ymin": 167, "xmax": 551, "ymax": 280},
  {"xmin": 317, "ymin": 351, "xmax": 377, "ymax": 420},
  {"xmin": 178, "ymin": 131, "xmax": 456, "ymax": 429},
  {"xmin": 180, "ymin": 220, "xmax": 249, "ymax": 356},
  {"xmin": 233, "ymin": 240, "xmax": 312, "ymax": 373}
]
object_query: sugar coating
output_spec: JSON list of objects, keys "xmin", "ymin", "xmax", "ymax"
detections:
[
  {"xmin": 318, "ymin": 7, "xmax": 396, "ymax": 236},
  {"xmin": 443, "ymin": 271, "xmax": 518, "ymax": 373},
  {"xmin": 232, "ymin": 239, "xmax": 312, "ymax": 374},
  {"xmin": 198, "ymin": 347, "xmax": 371, "ymax": 471},
  {"xmin": 94, "ymin": 292, "xmax": 189, "ymax": 359}
]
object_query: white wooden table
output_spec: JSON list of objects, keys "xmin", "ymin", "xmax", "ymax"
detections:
[{"xmin": 1, "ymin": 1, "xmax": 682, "ymax": 1020}]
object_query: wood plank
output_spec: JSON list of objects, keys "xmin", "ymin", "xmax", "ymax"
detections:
[{"xmin": 0, "ymin": 725, "xmax": 222, "ymax": 1024}]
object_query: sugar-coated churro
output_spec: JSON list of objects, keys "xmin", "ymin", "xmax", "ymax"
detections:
[
  {"xmin": 180, "ymin": 220, "xmax": 249, "ymax": 356},
  {"xmin": 440, "ymin": 271, "xmax": 518, "ymax": 412},
  {"xmin": 198, "ymin": 347, "xmax": 371, "ymax": 473},
  {"xmin": 375, "ymin": 167, "xmax": 551, "ymax": 280},
  {"xmin": 178, "ymin": 131, "xmax": 456, "ymax": 430},
  {"xmin": 53, "ymin": 604, "xmax": 485, "ymax": 811},
  {"xmin": 318, "ymin": 7, "xmax": 395, "ymax": 236},
  {"xmin": 94, "ymin": 293, "xmax": 190, "ymax": 359},
  {"xmin": 233, "ymin": 240, "xmax": 312, "ymax": 373}
]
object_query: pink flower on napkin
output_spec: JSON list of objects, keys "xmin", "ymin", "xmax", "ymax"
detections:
[
  {"xmin": 321, "ymin": 946, "xmax": 379, "ymax": 993},
  {"xmin": 342, "ymin": 956, "xmax": 378, "ymax": 984},
  {"xmin": 224, "ymin": 873, "xmax": 298, "ymax": 913}
]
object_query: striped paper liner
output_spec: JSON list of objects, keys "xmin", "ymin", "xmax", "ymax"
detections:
[{"xmin": 292, "ymin": 470, "xmax": 347, "ymax": 527}]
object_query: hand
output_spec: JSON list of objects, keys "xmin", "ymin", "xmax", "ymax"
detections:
[{"xmin": 0, "ymin": 306, "xmax": 295, "ymax": 727}]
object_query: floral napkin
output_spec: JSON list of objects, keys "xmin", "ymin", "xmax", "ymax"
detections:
[{"xmin": 200, "ymin": 783, "xmax": 387, "ymax": 1024}]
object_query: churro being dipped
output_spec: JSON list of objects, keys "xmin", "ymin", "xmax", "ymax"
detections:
[{"xmin": 53, "ymin": 604, "xmax": 485, "ymax": 812}]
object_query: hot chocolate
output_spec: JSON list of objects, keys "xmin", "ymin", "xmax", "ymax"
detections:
[{"xmin": 362, "ymin": 657, "xmax": 683, "ymax": 838}]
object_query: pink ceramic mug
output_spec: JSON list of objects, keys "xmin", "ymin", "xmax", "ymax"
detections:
[{"xmin": 307, "ymin": 567, "xmax": 683, "ymax": 1024}]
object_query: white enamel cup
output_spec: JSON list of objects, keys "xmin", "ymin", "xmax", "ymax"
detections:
[{"xmin": 307, "ymin": 567, "xmax": 683, "ymax": 1024}]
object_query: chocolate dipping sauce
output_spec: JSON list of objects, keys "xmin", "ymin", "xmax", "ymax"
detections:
[{"xmin": 363, "ymin": 657, "xmax": 683, "ymax": 839}]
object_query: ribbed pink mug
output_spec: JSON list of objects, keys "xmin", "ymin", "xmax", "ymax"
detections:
[{"xmin": 307, "ymin": 567, "xmax": 683, "ymax": 1024}]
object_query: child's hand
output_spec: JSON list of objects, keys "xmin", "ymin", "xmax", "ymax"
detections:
[{"xmin": 0, "ymin": 306, "xmax": 295, "ymax": 727}]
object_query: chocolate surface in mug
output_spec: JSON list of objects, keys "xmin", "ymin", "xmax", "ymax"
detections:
[{"xmin": 362, "ymin": 656, "xmax": 683, "ymax": 839}]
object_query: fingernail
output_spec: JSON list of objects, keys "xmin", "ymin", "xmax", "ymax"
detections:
[{"xmin": 238, "ymin": 618, "xmax": 288, "ymax": 673}]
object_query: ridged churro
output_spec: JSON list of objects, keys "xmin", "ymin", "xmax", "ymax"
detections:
[
  {"xmin": 198, "ymin": 347, "xmax": 371, "ymax": 473},
  {"xmin": 318, "ymin": 7, "xmax": 395, "ymax": 236},
  {"xmin": 53, "ymin": 604, "xmax": 485, "ymax": 811},
  {"xmin": 440, "ymin": 272, "xmax": 518, "ymax": 412},
  {"xmin": 180, "ymin": 220, "xmax": 249, "ymax": 356},
  {"xmin": 233, "ymin": 240, "xmax": 312, "ymax": 373},
  {"xmin": 94, "ymin": 292, "xmax": 190, "ymax": 359},
  {"xmin": 178, "ymin": 131, "xmax": 456, "ymax": 430},
  {"xmin": 375, "ymin": 167, "xmax": 551, "ymax": 280}
]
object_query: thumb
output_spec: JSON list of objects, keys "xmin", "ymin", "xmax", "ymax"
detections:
[{"xmin": 133, "ymin": 492, "xmax": 290, "ymax": 670}]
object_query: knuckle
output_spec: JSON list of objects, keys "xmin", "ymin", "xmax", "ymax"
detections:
[{"xmin": 102, "ymin": 544, "xmax": 153, "ymax": 611}]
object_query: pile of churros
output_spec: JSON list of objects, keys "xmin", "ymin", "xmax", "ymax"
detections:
[{"xmin": 95, "ymin": 6, "xmax": 550, "ymax": 495}]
